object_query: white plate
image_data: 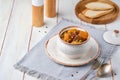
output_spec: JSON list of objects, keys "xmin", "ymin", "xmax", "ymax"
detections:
[
  {"xmin": 103, "ymin": 31, "xmax": 120, "ymax": 45},
  {"xmin": 45, "ymin": 35, "xmax": 100, "ymax": 66}
]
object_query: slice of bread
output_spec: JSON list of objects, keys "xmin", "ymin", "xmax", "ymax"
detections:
[
  {"xmin": 85, "ymin": 2, "xmax": 114, "ymax": 10},
  {"xmin": 82, "ymin": 9, "xmax": 113, "ymax": 18}
]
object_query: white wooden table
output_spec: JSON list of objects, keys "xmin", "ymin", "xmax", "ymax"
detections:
[{"xmin": 0, "ymin": 0, "xmax": 120, "ymax": 80}]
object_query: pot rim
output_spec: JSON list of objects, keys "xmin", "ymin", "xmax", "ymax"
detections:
[{"xmin": 59, "ymin": 26, "xmax": 90, "ymax": 45}]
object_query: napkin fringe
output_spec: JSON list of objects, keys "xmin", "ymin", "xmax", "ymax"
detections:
[{"xmin": 14, "ymin": 63, "xmax": 61, "ymax": 80}]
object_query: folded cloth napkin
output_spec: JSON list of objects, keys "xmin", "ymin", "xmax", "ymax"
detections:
[{"xmin": 14, "ymin": 19, "xmax": 117, "ymax": 80}]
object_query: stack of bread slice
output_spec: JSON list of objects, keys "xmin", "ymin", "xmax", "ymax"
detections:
[{"xmin": 82, "ymin": 2, "xmax": 114, "ymax": 19}]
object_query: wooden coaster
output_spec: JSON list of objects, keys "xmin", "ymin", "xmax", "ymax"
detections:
[{"xmin": 75, "ymin": 0, "xmax": 119, "ymax": 24}]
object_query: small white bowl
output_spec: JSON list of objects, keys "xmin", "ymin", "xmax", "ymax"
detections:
[{"xmin": 56, "ymin": 26, "xmax": 91, "ymax": 59}]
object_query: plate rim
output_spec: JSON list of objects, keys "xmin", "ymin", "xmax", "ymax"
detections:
[{"xmin": 45, "ymin": 35, "xmax": 100, "ymax": 66}]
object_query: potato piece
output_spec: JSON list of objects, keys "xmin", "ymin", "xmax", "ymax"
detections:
[
  {"xmin": 63, "ymin": 33, "xmax": 70, "ymax": 42},
  {"xmin": 68, "ymin": 29, "xmax": 77, "ymax": 33},
  {"xmin": 78, "ymin": 31, "xmax": 88, "ymax": 40},
  {"xmin": 71, "ymin": 41, "xmax": 81, "ymax": 44}
]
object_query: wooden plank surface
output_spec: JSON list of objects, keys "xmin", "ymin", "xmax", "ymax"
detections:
[
  {"xmin": 0, "ymin": 0, "xmax": 15, "ymax": 54},
  {"xmin": 0, "ymin": 0, "xmax": 120, "ymax": 80},
  {"xmin": 0, "ymin": 0, "xmax": 32, "ymax": 80}
]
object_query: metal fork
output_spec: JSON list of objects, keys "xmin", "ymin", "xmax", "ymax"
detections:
[{"xmin": 80, "ymin": 57, "xmax": 104, "ymax": 80}]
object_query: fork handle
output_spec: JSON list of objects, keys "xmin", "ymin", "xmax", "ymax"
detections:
[{"xmin": 80, "ymin": 69, "xmax": 93, "ymax": 80}]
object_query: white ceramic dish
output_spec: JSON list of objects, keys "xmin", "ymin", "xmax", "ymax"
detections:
[
  {"xmin": 45, "ymin": 35, "xmax": 100, "ymax": 66},
  {"xmin": 57, "ymin": 26, "xmax": 90, "ymax": 59},
  {"xmin": 103, "ymin": 30, "xmax": 120, "ymax": 45}
]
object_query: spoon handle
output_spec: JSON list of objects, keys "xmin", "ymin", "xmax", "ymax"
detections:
[{"xmin": 80, "ymin": 69, "xmax": 93, "ymax": 80}]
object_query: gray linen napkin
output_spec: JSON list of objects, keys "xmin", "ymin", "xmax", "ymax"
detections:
[{"xmin": 14, "ymin": 19, "xmax": 117, "ymax": 80}]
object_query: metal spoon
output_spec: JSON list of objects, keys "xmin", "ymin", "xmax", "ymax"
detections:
[
  {"xmin": 97, "ymin": 63, "xmax": 112, "ymax": 77},
  {"xmin": 90, "ymin": 63, "xmax": 112, "ymax": 80}
]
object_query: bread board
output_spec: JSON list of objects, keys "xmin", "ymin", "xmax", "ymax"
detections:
[{"xmin": 75, "ymin": 0, "xmax": 119, "ymax": 24}]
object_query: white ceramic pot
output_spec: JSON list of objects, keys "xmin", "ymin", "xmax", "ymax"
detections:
[{"xmin": 56, "ymin": 26, "xmax": 91, "ymax": 59}]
